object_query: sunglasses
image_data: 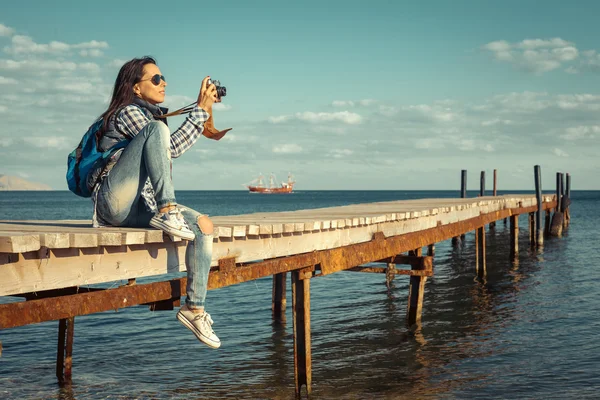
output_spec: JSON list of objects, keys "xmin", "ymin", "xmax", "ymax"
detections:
[{"xmin": 140, "ymin": 74, "xmax": 166, "ymax": 86}]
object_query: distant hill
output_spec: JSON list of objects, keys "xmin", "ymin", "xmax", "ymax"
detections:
[{"xmin": 0, "ymin": 174, "xmax": 53, "ymax": 191}]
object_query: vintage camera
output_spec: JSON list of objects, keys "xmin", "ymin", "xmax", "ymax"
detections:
[{"xmin": 207, "ymin": 78, "xmax": 227, "ymax": 98}]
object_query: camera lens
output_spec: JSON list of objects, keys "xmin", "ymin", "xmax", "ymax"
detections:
[{"xmin": 218, "ymin": 86, "xmax": 227, "ymax": 97}]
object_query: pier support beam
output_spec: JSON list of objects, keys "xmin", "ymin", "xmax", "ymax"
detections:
[
  {"xmin": 272, "ymin": 272, "xmax": 287, "ymax": 322},
  {"xmin": 510, "ymin": 215, "xmax": 519, "ymax": 261},
  {"xmin": 292, "ymin": 269, "xmax": 312, "ymax": 397},
  {"xmin": 56, "ymin": 317, "xmax": 74, "ymax": 386}
]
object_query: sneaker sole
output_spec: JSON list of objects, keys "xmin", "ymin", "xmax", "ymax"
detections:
[
  {"xmin": 177, "ymin": 311, "xmax": 221, "ymax": 349},
  {"xmin": 149, "ymin": 219, "xmax": 195, "ymax": 241}
]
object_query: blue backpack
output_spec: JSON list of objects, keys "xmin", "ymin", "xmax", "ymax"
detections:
[{"xmin": 66, "ymin": 119, "xmax": 129, "ymax": 197}]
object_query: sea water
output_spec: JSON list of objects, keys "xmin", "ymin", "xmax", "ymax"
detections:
[{"xmin": 1, "ymin": 190, "xmax": 599, "ymax": 399}]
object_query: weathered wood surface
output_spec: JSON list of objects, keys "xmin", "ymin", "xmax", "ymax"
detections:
[{"xmin": 0, "ymin": 194, "xmax": 554, "ymax": 297}]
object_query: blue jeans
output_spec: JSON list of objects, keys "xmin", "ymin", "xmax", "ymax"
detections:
[{"xmin": 96, "ymin": 121, "xmax": 212, "ymax": 308}]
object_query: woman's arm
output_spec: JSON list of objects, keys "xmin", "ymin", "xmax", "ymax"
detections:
[
  {"xmin": 115, "ymin": 105, "xmax": 210, "ymax": 159},
  {"xmin": 168, "ymin": 105, "xmax": 210, "ymax": 158}
]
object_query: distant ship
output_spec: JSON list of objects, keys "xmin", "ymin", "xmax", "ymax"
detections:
[{"xmin": 246, "ymin": 173, "xmax": 295, "ymax": 194}]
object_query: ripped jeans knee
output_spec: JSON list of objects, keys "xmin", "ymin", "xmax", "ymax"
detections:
[{"xmin": 196, "ymin": 215, "xmax": 214, "ymax": 235}]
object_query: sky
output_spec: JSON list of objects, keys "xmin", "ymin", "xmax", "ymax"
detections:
[{"xmin": 0, "ymin": 0, "xmax": 598, "ymax": 190}]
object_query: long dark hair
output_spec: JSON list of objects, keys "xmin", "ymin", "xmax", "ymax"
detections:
[{"xmin": 98, "ymin": 56, "xmax": 156, "ymax": 137}]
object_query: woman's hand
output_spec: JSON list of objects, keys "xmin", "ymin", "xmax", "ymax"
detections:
[{"xmin": 197, "ymin": 76, "xmax": 219, "ymax": 111}]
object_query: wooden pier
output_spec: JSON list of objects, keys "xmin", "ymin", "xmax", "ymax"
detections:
[{"xmin": 0, "ymin": 192, "xmax": 563, "ymax": 397}]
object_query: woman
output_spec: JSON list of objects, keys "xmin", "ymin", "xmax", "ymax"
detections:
[{"xmin": 90, "ymin": 56, "xmax": 221, "ymax": 349}]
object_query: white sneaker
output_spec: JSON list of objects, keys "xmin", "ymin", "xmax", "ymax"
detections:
[
  {"xmin": 177, "ymin": 305, "xmax": 221, "ymax": 349},
  {"xmin": 150, "ymin": 208, "xmax": 195, "ymax": 241}
]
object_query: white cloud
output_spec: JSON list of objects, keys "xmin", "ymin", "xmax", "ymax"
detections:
[
  {"xmin": 329, "ymin": 149, "xmax": 353, "ymax": 158},
  {"xmin": 108, "ymin": 59, "xmax": 126, "ymax": 68},
  {"xmin": 553, "ymin": 148, "xmax": 569, "ymax": 157},
  {"xmin": 213, "ymin": 103, "xmax": 232, "ymax": 111},
  {"xmin": 332, "ymin": 99, "xmax": 375, "ymax": 107},
  {"xmin": 457, "ymin": 139, "xmax": 476, "ymax": 151},
  {"xmin": 415, "ymin": 138, "xmax": 444, "ymax": 149},
  {"xmin": 482, "ymin": 37, "xmax": 580, "ymax": 74},
  {"xmin": 0, "ymin": 23, "xmax": 14, "ymax": 37},
  {"xmin": 0, "ymin": 58, "xmax": 78, "ymax": 73},
  {"xmin": 481, "ymin": 118, "xmax": 512, "ymax": 126},
  {"xmin": 23, "ymin": 136, "xmax": 71, "ymax": 150},
  {"xmin": 268, "ymin": 111, "xmax": 362, "ymax": 125},
  {"xmin": 273, "ymin": 143, "xmax": 302, "ymax": 153},
  {"xmin": 80, "ymin": 49, "xmax": 103, "ymax": 57},
  {"xmin": 0, "ymin": 76, "xmax": 17, "ymax": 84},
  {"xmin": 561, "ymin": 126, "xmax": 600, "ymax": 140},
  {"xmin": 268, "ymin": 115, "xmax": 291, "ymax": 124},
  {"xmin": 4, "ymin": 35, "xmax": 109, "ymax": 56},
  {"xmin": 359, "ymin": 99, "xmax": 376, "ymax": 106},
  {"xmin": 405, "ymin": 104, "xmax": 458, "ymax": 122},
  {"xmin": 333, "ymin": 100, "xmax": 354, "ymax": 107},
  {"xmin": 295, "ymin": 111, "xmax": 362, "ymax": 124}
]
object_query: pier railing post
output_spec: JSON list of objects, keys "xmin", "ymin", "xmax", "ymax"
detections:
[
  {"xmin": 56, "ymin": 317, "xmax": 74, "ymax": 386},
  {"xmin": 292, "ymin": 269, "xmax": 312, "ymax": 397},
  {"xmin": 272, "ymin": 272, "xmax": 287, "ymax": 322}
]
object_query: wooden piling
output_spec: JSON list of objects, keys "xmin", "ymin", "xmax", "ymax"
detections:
[
  {"xmin": 406, "ymin": 260, "xmax": 429, "ymax": 326},
  {"xmin": 534, "ymin": 165, "xmax": 544, "ymax": 246},
  {"xmin": 56, "ymin": 317, "xmax": 74, "ymax": 386},
  {"xmin": 454, "ymin": 170, "xmax": 467, "ymax": 245},
  {"xmin": 565, "ymin": 173, "xmax": 571, "ymax": 225},
  {"xmin": 272, "ymin": 272, "xmax": 287, "ymax": 322},
  {"xmin": 475, "ymin": 227, "xmax": 479, "ymax": 272},
  {"xmin": 385, "ymin": 262, "xmax": 396, "ymax": 287},
  {"xmin": 550, "ymin": 172, "xmax": 564, "ymax": 237},
  {"xmin": 490, "ymin": 169, "xmax": 497, "ymax": 228},
  {"xmin": 480, "ymin": 171, "xmax": 485, "ymax": 197},
  {"xmin": 528, "ymin": 212, "xmax": 535, "ymax": 247},
  {"xmin": 427, "ymin": 244, "xmax": 435, "ymax": 257},
  {"xmin": 560, "ymin": 173, "xmax": 565, "ymax": 209},
  {"xmin": 510, "ymin": 215, "xmax": 519, "ymax": 260},
  {"xmin": 409, "ymin": 247, "xmax": 423, "ymax": 257},
  {"xmin": 477, "ymin": 226, "xmax": 486, "ymax": 277},
  {"xmin": 292, "ymin": 269, "xmax": 312, "ymax": 397}
]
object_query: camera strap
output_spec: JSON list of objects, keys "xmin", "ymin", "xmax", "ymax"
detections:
[{"xmin": 155, "ymin": 102, "xmax": 196, "ymax": 119}]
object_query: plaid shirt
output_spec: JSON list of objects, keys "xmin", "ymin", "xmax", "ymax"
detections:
[
  {"xmin": 92, "ymin": 103, "xmax": 209, "ymax": 227},
  {"xmin": 117, "ymin": 104, "xmax": 210, "ymax": 158}
]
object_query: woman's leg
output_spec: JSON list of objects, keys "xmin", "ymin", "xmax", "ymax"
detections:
[
  {"xmin": 179, "ymin": 206, "xmax": 214, "ymax": 309},
  {"xmin": 175, "ymin": 205, "xmax": 220, "ymax": 348},
  {"xmin": 97, "ymin": 121, "xmax": 178, "ymax": 227}
]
